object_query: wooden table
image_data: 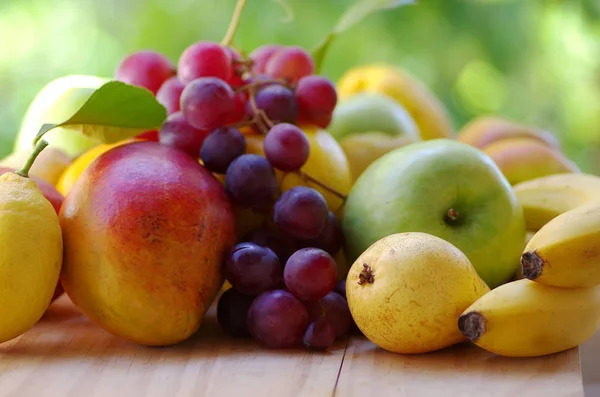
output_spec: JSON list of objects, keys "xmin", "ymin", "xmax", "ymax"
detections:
[{"xmin": 0, "ymin": 296, "xmax": 584, "ymax": 397}]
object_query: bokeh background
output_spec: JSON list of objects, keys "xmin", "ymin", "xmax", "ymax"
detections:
[{"xmin": 1, "ymin": 0, "xmax": 599, "ymax": 170}]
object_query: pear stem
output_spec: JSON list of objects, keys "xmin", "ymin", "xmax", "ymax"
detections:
[
  {"xmin": 221, "ymin": 0, "xmax": 248, "ymax": 47},
  {"xmin": 15, "ymin": 140, "xmax": 49, "ymax": 178}
]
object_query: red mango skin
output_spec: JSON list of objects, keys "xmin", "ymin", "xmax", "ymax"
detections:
[{"xmin": 59, "ymin": 141, "xmax": 236, "ymax": 346}]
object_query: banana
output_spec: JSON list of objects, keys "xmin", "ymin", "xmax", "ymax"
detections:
[
  {"xmin": 521, "ymin": 202, "xmax": 600, "ymax": 288},
  {"xmin": 513, "ymin": 173, "xmax": 600, "ymax": 230},
  {"xmin": 458, "ymin": 279, "xmax": 600, "ymax": 357}
]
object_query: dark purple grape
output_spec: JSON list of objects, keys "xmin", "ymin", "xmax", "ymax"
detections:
[
  {"xmin": 304, "ymin": 292, "xmax": 351, "ymax": 339},
  {"xmin": 296, "ymin": 75, "xmax": 338, "ymax": 128},
  {"xmin": 200, "ymin": 127, "xmax": 247, "ymax": 173},
  {"xmin": 263, "ymin": 123, "xmax": 310, "ymax": 172},
  {"xmin": 115, "ymin": 50, "xmax": 175, "ymax": 94},
  {"xmin": 225, "ymin": 154, "xmax": 278, "ymax": 210},
  {"xmin": 177, "ymin": 41, "xmax": 231, "ymax": 84},
  {"xmin": 303, "ymin": 318, "xmax": 336, "ymax": 351},
  {"xmin": 224, "ymin": 242, "xmax": 282, "ymax": 296},
  {"xmin": 217, "ymin": 288, "xmax": 255, "ymax": 337},
  {"xmin": 159, "ymin": 112, "xmax": 209, "ymax": 157},
  {"xmin": 180, "ymin": 77, "xmax": 235, "ymax": 131},
  {"xmin": 243, "ymin": 228, "xmax": 295, "ymax": 264},
  {"xmin": 334, "ymin": 280, "xmax": 347, "ymax": 300},
  {"xmin": 156, "ymin": 76, "xmax": 185, "ymax": 115},
  {"xmin": 274, "ymin": 186, "xmax": 328, "ymax": 240},
  {"xmin": 246, "ymin": 84, "xmax": 298, "ymax": 124},
  {"xmin": 300, "ymin": 211, "xmax": 343, "ymax": 255},
  {"xmin": 284, "ymin": 248, "xmax": 338, "ymax": 301},
  {"xmin": 247, "ymin": 289, "xmax": 309, "ymax": 349}
]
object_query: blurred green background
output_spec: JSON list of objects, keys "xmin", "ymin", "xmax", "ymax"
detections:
[{"xmin": 1, "ymin": 0, "xmax": 599, "ymax": 170}]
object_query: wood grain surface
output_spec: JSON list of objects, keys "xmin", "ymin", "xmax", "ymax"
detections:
[{"xmin": 0, "ymin": 296, "xmax": 584, "ymax": 397}]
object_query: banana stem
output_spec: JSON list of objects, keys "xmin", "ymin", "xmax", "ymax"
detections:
[
  {"xmin": 221, "ymin": 0, "xmax": 248, "ymax": 47},
  {"xmin": 16, "ymin": 140, "xmax": 49, "ymax": 178}
]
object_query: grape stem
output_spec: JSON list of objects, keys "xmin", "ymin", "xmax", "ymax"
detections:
[
  {"xmin": 236, "ymin": 79, "xmax": 291, "ymax": 93},
  {"xmin": 297, "ymin": 171, "xmax": 348, "ymax": 201},
  {"xmin": 221, "ymin": 0, "xmax": 248, "ymax": 47}
]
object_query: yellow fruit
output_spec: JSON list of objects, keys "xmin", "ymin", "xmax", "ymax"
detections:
[
  {"xmin": 483, "ymin": 137, "xmax": 580, "ymax": 185},
  {"xmin": 521, "ymin": 202, "xmax": 600, "ymax": 288},
  {"xmin": 337, "ymin": 65, "xmax": 454, "ymax": 140},
  {"xmin": 513, "ymin": 173, "xmax": 600, "ymax": 230},
  {"xmin": 459, "ymin": 279, "xmax": 600, "ymax": 357},
  {"xmin": 246, "ymin": 129, "xmax": 352, "ymax": 212},
  {"xmin": 346, "ymin": 232, "xmax": 490, "ymax": 354},
  {"xmin": 0, "ymin": 142, "xmax": 63, "ymax": 343},
  {"xmin": 339, "ymin": 132, "xmax": 417, "ymax": 181},
  {"xmin": 56, "ymin": 140, "xmax": 135, "ymax": 196},
  {"xmin": 0, "ymin": 147, "xmax": 72, "ymax": 186}
]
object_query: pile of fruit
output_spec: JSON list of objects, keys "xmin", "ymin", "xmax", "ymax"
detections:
[{"xmin": 0, "ymin": 0, "xmax": 598, "ymax": 361}]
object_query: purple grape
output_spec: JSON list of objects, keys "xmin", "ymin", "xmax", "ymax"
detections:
[
  {"xmin": 300, "ymin": 211, "xmax": 343, "ymax": 255},
  {"xmin": 263, "ymin": 123, "xmax": 310, "ymax": 172},
  {"xmin": 246, "ymin": 84, "xmax": 298, "ymax": 124},
  {"xmin": 284, "ymin": 248, "xmax": 337, "ymax": 301},
  {"xmin": 224, "ymin": 242, "xmax": 282, "ymax": 296},
  {"xmin": 180, "ymin": 77, "xmax": 235, "ymax": 131},
  {"xmin": 334, "ymin": 280, "xmax": 347, "ymax": 300},
  {"xmin": 247, "ymin": 289, "xmax": 309, "ymax": 349},
  {"xmin": 156, "ymin": 76, "xmax": 185, "ymax": 115},
  {"xmin": 304, "ymin": 292, "xmax": 351, "ymax": 339},
  {"xmin": 200, "ymin": 127, "xmax": 247, "ymax": 173},
  {"xmin": 217, "ymin": 288, "xmax": 255, "ymax": 337},
  {"xmin": 303, "ymin": 318, "xmax": 336, "ymax": 351},
  {"xmin": 243, "ymin": 228, "xmax": 295, "ymax": 264},
  {"xmin": 274, "ymin": 186, "xmax": 328, "ymax": 240},
  {"xmin": 159, "ymin": 112, "xmax": 209, "ymax": 157},
  {"xmin": 225, "ymin": 154, "xmax": 278, "ymax": 210}
]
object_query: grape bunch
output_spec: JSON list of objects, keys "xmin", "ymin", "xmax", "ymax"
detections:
[{"xmin": 115, "ymin": 40, "xmax": 351, "ymax": 351}]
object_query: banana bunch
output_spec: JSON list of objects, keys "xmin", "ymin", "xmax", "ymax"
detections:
[{"xmin": 458, "ymin": 172, "xmax": 600, "ymax": 357}]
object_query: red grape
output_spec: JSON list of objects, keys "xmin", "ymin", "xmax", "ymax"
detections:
[
  {"xmin": 177, "ymin": 41, "xmax": 231, "ymax": 84},
  {"xmin": 224, "ymin": 242, "xmax": 282, "ymax": 296},
  {"xmin": 200, "ymin": 127, "xmax": 246, "ymax": 174},
  {"xmin": 263, "ymin": 123, "xmax": 310, "ymax": 172},
  {"xmin": 249, "ymin": 44, "xmax": 283, "ymax": 74},
  {"xmin": 247, "ymin": 289, "xmax": 309, "ymax": 349},
  {"xmin": 244, "ymin": 228, "xmax": 295, "ymax": 264},
  {"xmin": 115, "ymin": 51, "xmax": 175, "ymax": 94},
  {"xmin": 225, "ymin": 154, "xmax": 278, "ymax": 210},
  {"xmin": 246, "ymin": 84, "xmax": 298, "ymax": 125},
  {"xmin": 180, "ymin": 77, "xmax": 235, "ymax": 131},
  {"xmin": 284, "ymin": 248, "xmax": 338, "ymax": 301},
  {"xmin": 156, "ymin": 76, "xmax": 185, "ymax": 115},
  {"xmin": 300, "ymin": 211, "xmax": 343, "ymax": 255},
  {"xmin": 265, "ymin": 46, "xmax": 314, "ymax": 83},
  {"xmin": 303, "ymin": 318, "xmax": 336, "ymax": 351},
  {"xmin": 334, "ymin": 280, "xmax": 347, "ymax": 300},
  {"xmin": 224, "ymin": 47, "xmax": 246, "ymax": 89},
  {"xmin": 159, "ymin": 112, "xmax": 209, "ymax": 157},
  {"xmin": 304, "ymin": 292, "xmax": 351, "ymax": 339},
  {"xmin": 274, "ymin": 186, "xmax": 328, "ymax": 240},
  {"xmin": 229, "ymin": 92, "xmax": 248, "ymax": 124},
  {"xmin": 296, "ymin": 75, "xmax": 338, "ymax": 128},
  {"xmin": 217, "ymin": 288, "xmax": 255, "ymax": 338}
]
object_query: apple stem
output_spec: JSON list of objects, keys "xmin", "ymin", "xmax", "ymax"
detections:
[
  {"xmin": 358, "ymin": 263, "xmax": 375, "ymax": 285},
  {"xmin": 15, "ymin": 140, "xmax": 49, "ymax": 179},
  {"xmin": 446, "ymin": 208, "xmax": 460, "ymax": 222},
  {"xmin": 221, "ymin": 0, "xmax": 248, "ymax": 47}
]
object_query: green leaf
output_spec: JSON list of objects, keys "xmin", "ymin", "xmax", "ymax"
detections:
[
  {"xmin": 34, "ymin": 81, "xmax": 167, "ymax": 146},
  {"xmin": 313, "ymin": 0, "xmax": 416, "ymax": 72}
]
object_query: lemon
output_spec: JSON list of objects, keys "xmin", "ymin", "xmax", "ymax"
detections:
[{"xmin": 0, "ymin": 141, "xmax": 63, "ymax": 343}]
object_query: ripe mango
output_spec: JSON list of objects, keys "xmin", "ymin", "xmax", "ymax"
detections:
[
  {"xmin": 337, "ymin": 65, "xmax": 454, "ymax": 140},
  {"xmin": 483, "ymin": 137, "xmax": 580, "ymax": 185}
]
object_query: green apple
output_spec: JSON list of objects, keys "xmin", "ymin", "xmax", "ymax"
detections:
[
  {"xmin": 342, "ymin": 139, "xmax": 526, "ymax": 288},
  {"xmin": 327, "ymin": 92, "xmax": 421, "ymax": 181},
  {"xmin": 15, "ymin": 75, "xmax": 110, "ymax": 157}
]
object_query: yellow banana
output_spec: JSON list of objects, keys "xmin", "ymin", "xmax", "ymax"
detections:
[
  {"xmin": 521, "ymin": 202, "xmax": 600, "ymax": 288},
  {"xmin": 458, "ymin": 279, "xmax": 600, "ymax": 357},
  {"xmin": 513, "ymin": 173, "xmax": 600, "ymax": 230}
]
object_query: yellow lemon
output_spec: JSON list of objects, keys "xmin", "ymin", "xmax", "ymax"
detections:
[{"xmin": 337, "ymin": 65, "xmax": 454, "ymax": 140}]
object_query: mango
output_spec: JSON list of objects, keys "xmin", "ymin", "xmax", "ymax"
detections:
[
  {"xmin": 483, "ymin": 137, "xmax": 580, "ymax": 185},
  {"xmin": 337, "ymin": 65, "xmax": 454, "ymax": 140}
]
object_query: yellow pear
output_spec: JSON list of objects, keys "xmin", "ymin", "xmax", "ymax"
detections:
[{"xmin": 346, "ymin": 232, "xmax": 490, "ymax": 354}]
